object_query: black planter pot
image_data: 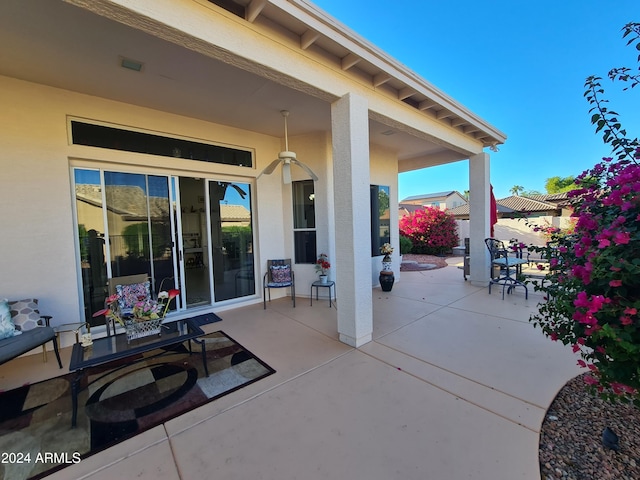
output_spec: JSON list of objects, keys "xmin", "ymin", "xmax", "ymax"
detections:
[{"xmin": 379, "ymin": 271, "xmax": 395, "ymax": 292}]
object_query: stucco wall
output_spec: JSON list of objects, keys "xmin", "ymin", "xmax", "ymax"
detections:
[
  {"xmin": 456, "ymin": 216, "xmax": 574, "ymax": 247},
  {"xmin": 0, "ymin": 75, "xmax": 286, "ymax": 340},
  {"xmin": 370, "ymin": 145, "xmax": 399, "ymax": 285}
]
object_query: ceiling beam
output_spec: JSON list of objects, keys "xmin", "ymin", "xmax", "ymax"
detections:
[
  {"xmin": 300, "ymin": 29, "xmax": 320, "ymax": 50},
  {"xmin": 245, "ymin": 0, "xmax": 267, "ymax": 23},
  {"xmin": 418, "ymin": 100, "xmax": 437, "ymax": 111},
  {"xmin": 436, "ymin": 109, "xmax": 454, "ymax": 120},
  {"xmin": 398, "ymin": 87, "xmax": 416, "ymax": 101},
  {"xmin": 450, "ymin": 118, "xmax": 467, "ymax": 127},
  {"xmin": 373, "ymin": 72, "xmax": 392, "ymax": 87},
  {"xmin": 341, "ymin": 52, "xmax": 361, "ymax": 70}
]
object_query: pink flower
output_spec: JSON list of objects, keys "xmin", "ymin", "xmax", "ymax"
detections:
[
  {"xmin": 612, "ymin": 231, "xmax": 630, "ymax": 245},
  {"xmin": 597, "ymin": 238, "xmax": 611, "ymax": 248},
  {"xmin": 620, "ymin": 316, "xmax": 633, "ymax": 326},
  {"xmin": 609, "ymin": 279, "xmax": 622, "ymax": 287},
  {"xmin": 623, "ymin": 307, "xmax": 637, "ymax": 315},
  {"xmin": 583, "ymin": 375, "xmax": 599, "ymax": 386}
]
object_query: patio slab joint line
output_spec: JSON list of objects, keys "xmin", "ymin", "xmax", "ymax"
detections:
[
  {"xmin": 363, "ymin": 341, "xmax": 545, "ymax": 432},
  {"xmin": 167, "ymin": 348, "xmax": 356, "ymax": 438}
]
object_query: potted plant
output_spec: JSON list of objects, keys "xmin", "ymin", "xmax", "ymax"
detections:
[
  {"xmin": 315, "ymin": 253, "xmax": 331, "ymax": 283},
  {"xmin": 379, "ymin": 243, "xmax": 395, "ymax": 291}
]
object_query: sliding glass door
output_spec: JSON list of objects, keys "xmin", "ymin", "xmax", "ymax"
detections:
[
  {"xmin": 75, "ymin": 168, "xmax": 255, "ymax": 325},
  {"xmin": 75, "ymin": 169, "xmax": 176, "ymax": 325},
  {"xmin": 208, "ymin": 180, "xmax": 254, "ymax": 302}
]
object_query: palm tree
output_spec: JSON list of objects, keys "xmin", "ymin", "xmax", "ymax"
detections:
[{"xmin": 510, "ymin": 185, "xmax": 524, "ymax": 196}]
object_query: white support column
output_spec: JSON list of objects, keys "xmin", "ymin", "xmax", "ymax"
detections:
[
  {"xmin": 469, "ymin": 152, "xmax": 491, "ymax": 286},
  {"xmin": 331, "ymin": 93, "xmax": 373, "ymax": 347}
]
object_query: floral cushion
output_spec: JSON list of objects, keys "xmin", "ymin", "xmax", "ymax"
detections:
[
  {"xmin": 116, "ymin": 281, "xmax": 151, "ymax": 313},
  {"xmin": 8, "ymin": 298, "xmax": 41, "ymax": 332},
  {"xmin": 0, "ymin": 299, "xmax": 19, "ymax": 340},
  {"xmin": 269, "ymin": 265, "xmax": 291, "ymax": 285}
]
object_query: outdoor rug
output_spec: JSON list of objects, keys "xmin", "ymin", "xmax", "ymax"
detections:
[{"xmin": 0, "ymin": 331, "xmax": 275, "ymax": 480}]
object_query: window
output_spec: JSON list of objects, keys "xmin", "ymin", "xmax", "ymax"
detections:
[
  {"xmin": 371, "ymin": 185, "xmax": 390, "ymax": 256},
  {"xmin": 71, "ymin": 121, "xmax": 252, "ymax": 167},
  {"xmin": 292, "ymin": 180, "xmax": 316, "ymax": 263}
]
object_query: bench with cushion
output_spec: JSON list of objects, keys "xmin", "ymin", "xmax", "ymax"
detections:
[{"xmin": 0, "ymin": 298, "xmax": 62, "ymax": 368}]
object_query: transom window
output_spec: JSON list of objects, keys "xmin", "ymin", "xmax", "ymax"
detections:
[{"xmin": 71, "ymin": 120, "xmax": 252, "ymax": 167}]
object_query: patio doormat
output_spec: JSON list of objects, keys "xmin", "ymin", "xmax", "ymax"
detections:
[{"xmin": 0, "ymin": 331, "xmax": 275, "ymax": 480}]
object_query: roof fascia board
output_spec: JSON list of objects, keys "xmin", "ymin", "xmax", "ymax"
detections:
[{"xmin": 269, "ymin": 0, "xmax": 506, "ymax": 143}]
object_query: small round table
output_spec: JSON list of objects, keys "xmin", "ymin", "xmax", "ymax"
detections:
[
  {"xmin": 310, "ymin": 280, "xmax": 335, "ymax": 307},
  {"xmin": 54, "ymin": 322, "xmax": 90, "ymax": 344}
]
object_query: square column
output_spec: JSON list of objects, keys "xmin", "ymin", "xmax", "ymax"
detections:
[
  {"xmin": 468, "ymin": 152, "xmax": 491, "ymax": 286},
  {"xmin": 331, "ymin": 93, "xmax": 373, "ymax": 347}
]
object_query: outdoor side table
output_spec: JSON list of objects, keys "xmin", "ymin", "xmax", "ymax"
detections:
[
  {"xmin": 310, "ymin": 280, "xmax": 335, "ymax": 307},
  {"xmin": 54, "ymin": 322, "xmax": 90, "ymax": 345}
]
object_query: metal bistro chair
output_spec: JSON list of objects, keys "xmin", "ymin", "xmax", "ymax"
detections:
[
  {"xmin": 263, "ymin": 259, "xmax": 295, "ymax": 309},
  {"xmin": 484, "ymin": 238, "xmax": 528, "ymax": 299}
]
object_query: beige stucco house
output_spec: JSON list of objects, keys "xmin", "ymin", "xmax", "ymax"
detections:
[
  {"xmin": 400, "ymin": 191, "xmax": 468, "ymax": 212},
  {"xmin": 0, "ymin": 0, "xmax": 505, "ymax": 349}
]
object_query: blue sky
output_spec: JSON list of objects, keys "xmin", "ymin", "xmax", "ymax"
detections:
[{"xmin": 312, "ymin": 1, "xmax": 639, "ymax": 200}]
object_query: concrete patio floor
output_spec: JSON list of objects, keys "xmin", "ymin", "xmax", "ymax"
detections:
[{"xmin": 1, "ymin": 262, "xmax": 583, "ymax": 480}]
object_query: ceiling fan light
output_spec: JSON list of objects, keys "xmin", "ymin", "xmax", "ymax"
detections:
[{"xmin": 282, "ymin": 162, "xmax": 292, "ymax": 184}]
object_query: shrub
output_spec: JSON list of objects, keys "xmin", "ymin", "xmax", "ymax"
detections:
[
  {"xmin": 399, "ymin": 207, "xmax": 459, "ymax": 255},
  {"xmin": 399, "ymin": 235, "xmax": 413, "ymax": 255},
  {"xmin": 530, "ymin": 23, "xmax": 640, "ymax": 406}
]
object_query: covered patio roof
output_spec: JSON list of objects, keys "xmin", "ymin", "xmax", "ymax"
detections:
[{"xmin": 0, "ymin": 0, "xmax": 505, "ymax": 171}]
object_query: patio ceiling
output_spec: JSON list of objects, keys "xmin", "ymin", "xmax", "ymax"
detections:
[{"xmin": 0, "ymin": 0, "xmax": 505, "ymax": 170}]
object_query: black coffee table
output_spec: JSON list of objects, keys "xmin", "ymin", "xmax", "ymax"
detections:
[{"xmin": 68, "ymin": 317, "xmax": 207, "ymax": 427}]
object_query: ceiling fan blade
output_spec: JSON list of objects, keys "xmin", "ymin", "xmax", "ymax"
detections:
[
  {"xmin": 231, "ymin": 184, "xmax": 247, "ymax": 199},
  {"xmin": 257, "ymin": 158, "xmax": 282, "ymax": 179},
  {"xmin": 282, "ymin": 161, "xmax": 292, "ymax": 184},
  {"xmin": 291, "ymin": 158, "xmax": 319, "ymax": 181}
]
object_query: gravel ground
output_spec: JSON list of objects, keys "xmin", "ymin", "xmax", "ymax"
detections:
[
  {"xmin": 400, "ymin": 254, "xmax": 448, "ymax": 270},
  {"xmin": 539, "ymin": 373, "xmax": 640, "ymax": 479}
]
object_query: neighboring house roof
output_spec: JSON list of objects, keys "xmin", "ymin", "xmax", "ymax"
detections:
[
  {"xmin": 398, "ymin": 203, "xmax": 424, "ymax": 217},
  {"xmin": 447, "ymin": 203, "xmax": 515, "ymax": 218},
  {"xmin": 525, "ymin": 192, "xmax": 569, "ymax": 202},
  {"xmin": 524, "ymin": 192, "xmax": 572, "ymax": 208},
  {"xmin": 220, "ymin": 204, "xmax": 251, "ymax": 222},
  {"xmin": 400, "ymin": 191, "xmax": 462, "ymax": 202},
  {"xmin": 447, "ymin": 195, "xmax": 560, "ymax": 219},
  {"xmin": 498, "ymin": 195, "xmax": 558, "ymax": 213}
]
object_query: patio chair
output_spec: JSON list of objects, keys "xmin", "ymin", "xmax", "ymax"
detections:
[
  {"xmin": 263, "ymin": 259, "xmax": 295, "ymax": 309},
  {"xmin": 484, "ymin": 238, "xmax": 528, "ymax": 299},
  {"xmin": 0, "ymin": 298, "xmax": 62, "ymax": 368}
]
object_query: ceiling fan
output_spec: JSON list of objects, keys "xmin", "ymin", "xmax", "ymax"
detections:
[{"xmin": 257, "ymin": 110, "xmax": 319, "ymax": 184}]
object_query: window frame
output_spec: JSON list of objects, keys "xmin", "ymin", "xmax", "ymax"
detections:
[{"xmin": 292, "ymin": 180, "xmax": 317, "ymax": 264}]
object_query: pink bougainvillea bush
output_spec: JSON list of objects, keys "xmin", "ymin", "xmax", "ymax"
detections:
[
  {"xmin": 530, "ymin": 23, "xmax": 640, "ymax": 406},
  {"xmin": 531, "ymin": 155, "xmax": 640, "ymax": 405},
  {"xmin": 399, "ymin": 207, "xmax": 459, "ymax": 255}
]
